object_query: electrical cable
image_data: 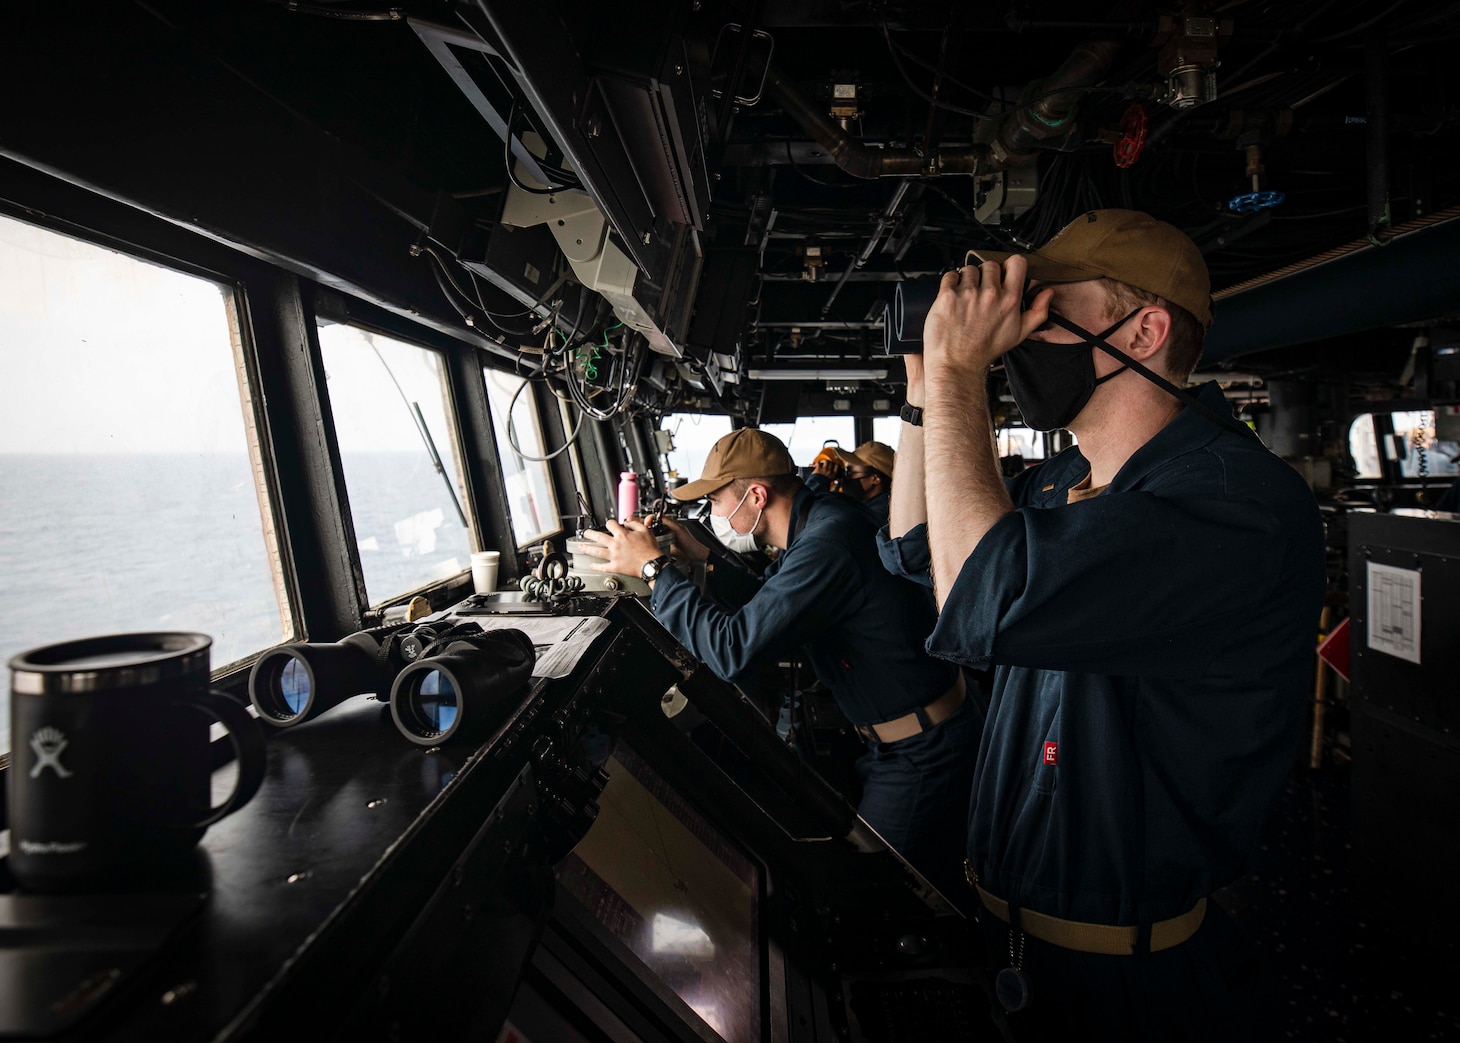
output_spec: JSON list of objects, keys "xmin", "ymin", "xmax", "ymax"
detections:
[
  {"xmin": 566, "ymin": 326, "xmax": 645, "ymax": 422},
  {"xmin": 919, "ymin": 182, "xmax": 1022, "ymax": 250},
  {"xmin": 424, "ymin": 247, "xmax": 490, "ymax": 328},
  {"xmin": 1413, "ymin": 408, "xmax": 1434, "ymax": 500},
  {"xmin": 420, "ymin": 244, "xmax": 536, "ymax": 337},
  {"xmin": 464, "ymin": 268, "xmax": 533, "ymax": 321},
  {"xmin": 504, "ymin": 369, "xmax": 585, "ymax": 462},
  {"xmin": 879, "ymin": 23, "xmax": 992, "ymax": 119},
  {"xmin": 575, "ymin": 319, "xmax": 623, "ymax": 382},
  {"xmin": 422, "ymin": 243, "xmax": 488, "ymax": 304},
  {"xmin": 881, "ymin": 28, "xmax": 1001, "ymax": 107},
  {"xmin": 519, "ymin": 574, "xmax": 585, "ymax": 600},
  {"xmin": 879, "ymin": 21, "xmax": 1129, "ymax": 121}
]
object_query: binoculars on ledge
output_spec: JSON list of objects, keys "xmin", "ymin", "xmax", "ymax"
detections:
[{"xmin": 247, "ymin": 620, "xmax": 535, "ymax": 745}]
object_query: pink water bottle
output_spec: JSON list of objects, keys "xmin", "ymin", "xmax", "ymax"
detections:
[{"xmin": 617, "ymin": 471, "xmax": 640, "ymax": 524}]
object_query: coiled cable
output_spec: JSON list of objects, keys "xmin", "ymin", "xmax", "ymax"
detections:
[{"xmin": 519, "ymin": 574, "xmax": 585, "ymax": 600}]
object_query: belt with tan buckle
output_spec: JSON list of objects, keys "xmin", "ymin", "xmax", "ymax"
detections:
[
  {"xmin": 966, "ymin": 864, "xmax": 1206, "ymax": 956},
  {"xmin": 856, "ymin": 674, "xmax": 966, "ymax": 744}
]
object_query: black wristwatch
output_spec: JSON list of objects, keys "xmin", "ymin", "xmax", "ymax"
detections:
[
  {"xmin": 640, "ymin": 555, "xmax": 675, "ymax": 583},
  {"xmin": 900, "ymin": 402, "xmax": 923, "ymax": 426}
]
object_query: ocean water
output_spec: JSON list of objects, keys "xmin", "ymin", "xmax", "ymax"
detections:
[
  {"xmin": 336, "ymin": 449, "xmax": 475, "ymax": 602},
  {"xmin": 1, "ymin": 451, "xmax": 473, "ymax": 753}
]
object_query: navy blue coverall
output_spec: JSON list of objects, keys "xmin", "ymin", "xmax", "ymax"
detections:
[
  {"xmin": 805, "ymin": 472, "xmax": 890, "ymax": 527},
  {"xmin": 652, "ymin": 484, "xmax": 980, "ymax": 900},
  {"xmin": 880, "ymin": 382, "xmax": 1326, "ymax": 1040}
]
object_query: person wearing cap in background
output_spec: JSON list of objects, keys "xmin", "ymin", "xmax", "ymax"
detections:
[
  {"xmin": 809, "ymin": 440, "xmax": 897, "ymax": 527},
  {"xmin": 882, "ymin": 209, "xmax": 1325, "ymax": 1039},
  {"xmin": 577, "ymin": 427, "xmax": 981, "ymax": 904}
]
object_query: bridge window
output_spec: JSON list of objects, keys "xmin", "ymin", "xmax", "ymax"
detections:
[
  {"xmin": 317, "ymin": 322, "xmax": 473, "ymax": 603},
  {"xmin": 1349, "ymin": 411, "xmax": 1460, "ymax": 480},
  {"xmin": 1348, "ymin": 414, "xmax": 1381, "ymax": 479},
  {"xmin": 759, "ymin": 416, "xmax": 855, "ymax": 466},
  {"xmin": 871, "ymin": 415, "xmax": 902, "ymax": 452},
  {"xmin": 661, "ymin": 413, "xmax": 733, "ymax": 488},
  {"xmin": 996, "ymin": 425, "xmax": 1048, "ymax": 462},
  {"xmin": 0, "ymin": 213, "xmax": 292, "ymax": 755},
  {"xmin": 483, "ymin": 368, "xmax": 561, "ymax": 546},
  {"xmin": 1391, "ymin": 410, "xmax": 1459, "ymax": 479}
]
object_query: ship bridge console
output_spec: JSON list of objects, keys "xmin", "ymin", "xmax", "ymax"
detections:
[{"xmin": 0, "ymin": 591, "xmax": 1007, "ymax": 1043}]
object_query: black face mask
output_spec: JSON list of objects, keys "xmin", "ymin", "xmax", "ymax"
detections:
[
  {"xmin": 1003, "ymin": 310, "xmax": 1139, "ymax": 432},
  {"xmin": 1004, "ymin": 300, "xmax": 1258, "ymax": 441}
]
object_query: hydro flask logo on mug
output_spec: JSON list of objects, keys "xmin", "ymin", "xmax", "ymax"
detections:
[
  {"xmin": 29, "ymin": 726, "xmax": 74, "ymax": 779},
  {"xmin": 9, "ymin": 632, "xmax": 269, "ymax": 892}
]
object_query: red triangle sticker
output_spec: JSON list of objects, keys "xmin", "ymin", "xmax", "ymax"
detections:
[{"xmin": 1317, "ymin": 616, "xmax": 1351, "ymax": 683}]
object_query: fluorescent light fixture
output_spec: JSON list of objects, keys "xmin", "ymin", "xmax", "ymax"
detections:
[{"xmin": 746, "ymin": 368, "xmax": 888, "ymax": 381}]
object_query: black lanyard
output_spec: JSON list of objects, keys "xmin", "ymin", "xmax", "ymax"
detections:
[{"xmin": 1042, "ymin": 311, "xmax": 1260, "ymax": 443}]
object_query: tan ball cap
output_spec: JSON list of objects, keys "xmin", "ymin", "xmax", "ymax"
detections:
[
  {"xmin": 836, "ymin": 440, "xmax": 896, "ymax": 478},
  {"xmin": 968, "ymin": 208, "xmax": 1212, "ymax": 328},
  {"xmin": 669, "ymin": 428, "xmax": 797, "ymax": 501}
]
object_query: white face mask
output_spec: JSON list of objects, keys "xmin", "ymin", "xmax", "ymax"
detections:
[{"xmin": 709, "ymin": 486, "xmax": 762, "ymax": 553}]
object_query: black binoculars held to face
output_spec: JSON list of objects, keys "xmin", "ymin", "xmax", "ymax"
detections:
[
  {"xmin": 887, "ymin": 272, "xmax": 1041, "ymax": 354},
  {"xmin": 248, "ymin": 621, "xmax": 536, "ymax": 745},
  {"xmin": 887, "ymin": 278, "xmax": 939, "ymax": 355}
]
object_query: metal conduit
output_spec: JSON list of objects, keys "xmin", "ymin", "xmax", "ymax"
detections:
[
  {"xmin": 763, "ymin": 37, "xmax": 1121, "ymax": 179},
  {"xmin": 993, "ymin": 38, "xmax": 1124, "ymax": 162}
]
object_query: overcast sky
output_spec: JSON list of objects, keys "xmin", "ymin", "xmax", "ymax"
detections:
[
  {"xmin": 317, "ymin": 323, "xmax": 455, "ymax": 454},
  {"xmin": 0, "ymin": 213, "xmax": 442, "ymax": 455},
  {"xmin": 0, "ymin": 213, "xmax": 252, "ymax": 454}
]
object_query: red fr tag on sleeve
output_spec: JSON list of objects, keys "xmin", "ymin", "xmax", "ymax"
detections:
[{"xmin": 1043, "ymin": 741, "xmax": 1059, "ymax": 766}]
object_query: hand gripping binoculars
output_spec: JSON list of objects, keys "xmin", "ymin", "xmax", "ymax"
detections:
[
  {"xmin": 887, "ymin": 269, "xmax": 1039, "ymax": 353},
  {"xmin": 248, "ymin": 620, "xmax": 535, "ymax": 745}
]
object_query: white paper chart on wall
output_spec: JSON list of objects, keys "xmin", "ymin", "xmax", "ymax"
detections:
[{"xmin": 1366, "ymin": 561, "xmax": 1422, "ymax": 665}]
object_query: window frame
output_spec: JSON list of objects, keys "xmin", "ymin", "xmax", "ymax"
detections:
[
  {"xmin": 756, "ymin": 416, "xmax": 859, "ymax": 467},
  {"xmin": 0, "ymin": 155, "xmax": 529, "ymax": 802},
  {"xmin": 577, "ymin": 411, "xmax": 626, "ymax": 530},
  {"xmin": 553, "ymin": 394, "xmax": 594, "ymax": 528},
  {"xmin": 314, "ymin": 315, "xmax": 480, "ymax": 606},
  {"xmin": 311, "ymin": 288, "xmax": 533, "ymax": 583},
  {"xmin": 481, "ymin": 361, "xmax": 572, "ymax": 548},
  {"xmin": 1346, "ymin": 408, "xmax": 1460, "ymax": 484},
  {"xmin": 0, "ymin": 204, "xmax": 312, "ymax": 788},
  {"xmin": 0, "ymin": 201, "xmax": 303, "ymax": 668},
  {"xmin": 0, "ymin": 173, "xmax": 524, "ymax": 701}
]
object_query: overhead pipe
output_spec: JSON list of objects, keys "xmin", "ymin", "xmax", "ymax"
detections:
[
  {"xmin": 764, "ymin": 67, "xmax": 963, "ymax": 178},
  {"xmin": 764, "ymin": 38, "xmax": 1121, "ymax": 179},
  {"xmin": 990, "ymin": 38, "xmax": 1124, "ymax": 165}
]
